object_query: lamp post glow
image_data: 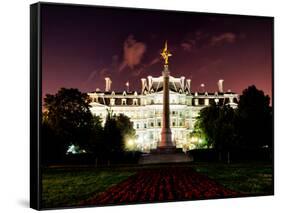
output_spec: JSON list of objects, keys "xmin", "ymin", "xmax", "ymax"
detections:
[{"xmin": 125, "ymin": 138, "xmax": 135, "ymax": 150}]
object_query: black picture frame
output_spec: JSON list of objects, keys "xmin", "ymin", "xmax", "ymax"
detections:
[{"xmin": 30, "ymin": 2, "xmax": 274, "ymax": 210}]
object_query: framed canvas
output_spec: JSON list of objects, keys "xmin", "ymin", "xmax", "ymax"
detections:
[{"xmin": 30, "ymin": 2, "xmax": 274, "ymax": 210}]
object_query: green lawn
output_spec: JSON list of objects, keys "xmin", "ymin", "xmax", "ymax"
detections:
[
  {"xmin": 42, "ymin": 167, "xmax": 135, "ymax": 208},
  {"xmin": 193, "ymin": 163, "xmax": 273, "ymax": 195},
  {"xmin": 42, "ymin": 163, "xmax": 273, "ymax": 209}
]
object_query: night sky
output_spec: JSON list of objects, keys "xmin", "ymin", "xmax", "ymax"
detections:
[{"xmin": 42, "ymin": 4, "xmax": 273, "ymax": 100}]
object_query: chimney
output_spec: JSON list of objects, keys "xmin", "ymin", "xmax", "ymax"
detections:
[
  {"xmin": 147, "ymin": 76, "xmax": 153, "ymax": 91},
  {"xmin": 105, "ymin": 77, "xmax": 112, "ymax": 92},
  {"xmin": 186, "ymin": 79, "xmax": 191, "ymax": 93},
  {"xmin": 180, "ymin": 76, "xmax": 185, "ymax": 90},
  {"xmin": 141, "ymin": 78, "xmax": 147, "ymax": 93},
  {"xmin": 217, "ymin": 79, "xmax": 224, "ymax": 93}
]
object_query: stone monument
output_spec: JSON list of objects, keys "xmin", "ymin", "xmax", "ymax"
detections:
[
  {"xmin": 157, "ymin": 41, "xmax": 176, "ymax": 153},
  {"xmin": 139, "ymin": 41, "xmax": 192, "ymax": 164}
]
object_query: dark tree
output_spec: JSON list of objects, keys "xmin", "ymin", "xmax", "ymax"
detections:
[
  {"xmin": 42, "ymin": 119, "xmax": 66, "ymax": 164},
  {"xmin": 43, "ymin": 88, "xmax": 94, "ymax": 155},
  {"xmin": 103, "ymin": 110, "xmax": 123, "ymax": 162},
  {"xmin": 101, "ymin": 110, "xmax": 137, "ymax": 163},
  {"xmin": 194, "ymin": 85, "xmax": 272, "ymax": 162},
  {"xmin": 84, "ymin": 115, "xmax": 103, "ymax": 154},
  {"xmin": 214, "ymin": 105, "xmax": 237, "ymax": 151},
  {"xmin": 194, "ymin": 102, "xmax": 220, "ymax": 148},
  {"xmin": 237, "ymin": 85, "xmax": 272, "ymax": 148},
  {"xmin": 116, "ymin": 113, "xmax": 136, "ymax": 148},
  {"xmin": 195, "ymin": 103, "xmax": 237, "ymax": 149}
]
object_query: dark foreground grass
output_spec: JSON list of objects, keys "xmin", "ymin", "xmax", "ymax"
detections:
[
  {"xmin": 42, "ymin": 162, "xmax": 273, "ymax": 208},
  {"xmin": 193, "ymin": 162, "xmax": 273, "ymax": 195},
  {"xmin": 42, "ymin": 167, "xmax": 135, "ymax": 208}
]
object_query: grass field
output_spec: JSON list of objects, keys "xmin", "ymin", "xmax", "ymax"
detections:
[
  {"xmin": 42, "ymin": 167, "xmax": 135, "ymax": 208},
  {"xmin": 194, "ymin": 163, "xmax": 273, "ymax": 195},
  {"xmin": 42, "ymin": 162, "xmax": 273, "ymax": 209}
]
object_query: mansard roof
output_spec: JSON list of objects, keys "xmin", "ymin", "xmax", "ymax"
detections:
[{"xmin": 90, "ymin": 91, "xmax": 139, "ymax": 95}]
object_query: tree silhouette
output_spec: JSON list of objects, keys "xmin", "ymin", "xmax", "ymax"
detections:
[
  {"xmin": 194, "ymin": 102, "xmax": 220, "ymax": 148},
  {"xmin": 103, "ymin": 110, "xmax": 123, "ymax": 162},
  {"xmin": 194, "ymin": 85, "xmax": 272, "ymax": 161},
  {"xmin": 194, "ymin": 103, "xmax": 237, "ymax": 151},
  {"xmin": 116, "ymin": 113, "xmax": 136, "ymax": 149},
  {"xmin": 237, "ymin": 85, "xmax": 272, "ymax": 148},
  {"xmin": 43, "ymin": 88, "xmax": 94, "ymax": 155}
]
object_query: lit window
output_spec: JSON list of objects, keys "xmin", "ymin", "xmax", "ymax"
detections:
[
  {"xmin": 215, "ymin": 98, "xmax": 219, "ymax": 104},
  {"xmin": 110, "ymin": 98, "xmax": 115, "ymax": 105},
  {"xmin": 204, "ymin": 99, "xmax": 209, "ymax": 106}
]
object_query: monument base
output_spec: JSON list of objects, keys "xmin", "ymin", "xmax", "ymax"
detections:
[
  {"xmin": 139, "ymin": 148, "xmax": 193, "ymax": 164},
  {"xmin": 151, "ymin": 146, "xmax": 177, "ymax": 154}
]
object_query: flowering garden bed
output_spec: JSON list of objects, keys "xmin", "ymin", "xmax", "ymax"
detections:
[{"xmin": 82, "ymin": 167, "xmax": 239, "ymax": 206}]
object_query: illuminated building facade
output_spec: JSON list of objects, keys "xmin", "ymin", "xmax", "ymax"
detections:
[{"xmin": 88, "ymin": 76, "xmax": 239, "ymax": 152}]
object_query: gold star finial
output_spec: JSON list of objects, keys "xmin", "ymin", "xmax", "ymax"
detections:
[{"xmin": 161, "ymin": 40, "xmax": 172, "ymax": 65}]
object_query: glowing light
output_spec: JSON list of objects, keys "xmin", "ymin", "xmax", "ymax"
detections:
[
  {"xmin": 190, "ymin": 136, "xmax": 198, "ymax": 143},
  {"xmin": 127, "ymin": 139, "xmax": 134, "ymax": 146},
  {"xmin": 125, "ymin": 138, "xmax": 136, "ymax": 150}
]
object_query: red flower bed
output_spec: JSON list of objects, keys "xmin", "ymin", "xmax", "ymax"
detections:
[{"xmin": 82, "ymin": 167, "xmax": 239, "ymax": 206}]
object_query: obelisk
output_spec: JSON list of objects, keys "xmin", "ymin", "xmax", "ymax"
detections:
[{"xmin": 158, "ymin": 41, "xmax": 175, "ymax": 151}]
